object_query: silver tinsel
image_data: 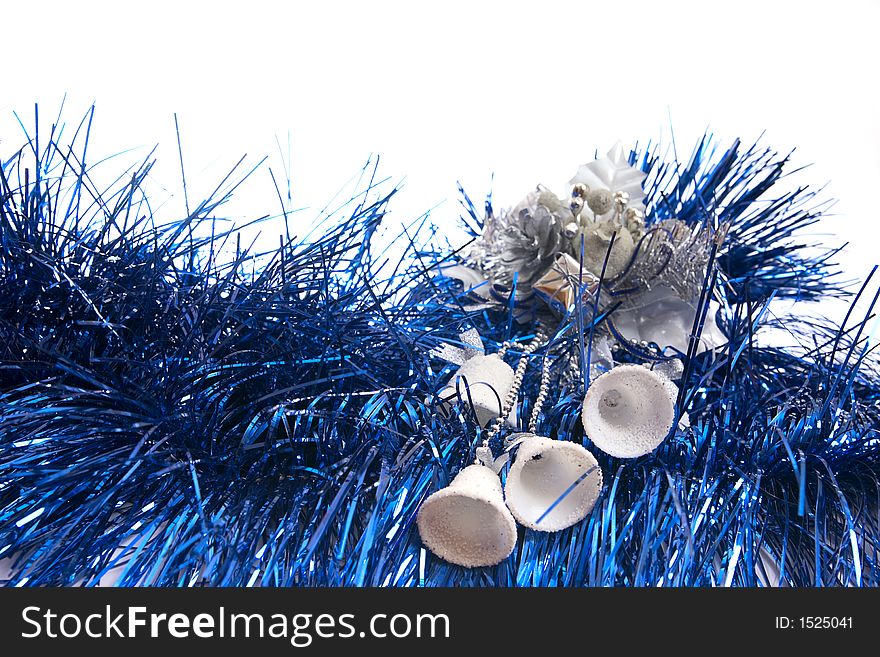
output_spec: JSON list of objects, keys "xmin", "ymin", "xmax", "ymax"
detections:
[{"xmin": 617, "ymin": 219, "xmax": 719, "ymax": 302}]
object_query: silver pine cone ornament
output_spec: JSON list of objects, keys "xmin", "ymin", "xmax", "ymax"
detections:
[{"xmin": 480, "ymin": 187, "xmax": 575, "ymax": 288}]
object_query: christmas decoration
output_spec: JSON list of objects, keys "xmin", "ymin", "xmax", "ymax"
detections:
[
  {"xmin": 1, "ymin": 106, "xmax": 876, "ymax": 587},
  {"xmin": 581, "ymin": 365, "xmax": 679, "ymax": 459},
  {"xmin": 415, "ymin": 464, "xmax": 517, "ymax": 568},
  {"xmin": 437, "ymin": 354, "xmax": 515, "ymax": 427},
  {"xmin": 503, "ymin": 433, "xmax": 602, "ymax": 532}
]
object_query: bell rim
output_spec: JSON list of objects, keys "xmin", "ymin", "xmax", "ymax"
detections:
[
  {"xmin": 505, "ymin": 437, "xmax": 603, "ymax": 532},
  {"xmin": 581, "ymin": 364, "xmax": 676, "ymax": 459}
]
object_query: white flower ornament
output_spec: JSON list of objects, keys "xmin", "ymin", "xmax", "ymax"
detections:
[{"xmin": 570, "ymin": 142, "xmax": 647, "ymax": 217}]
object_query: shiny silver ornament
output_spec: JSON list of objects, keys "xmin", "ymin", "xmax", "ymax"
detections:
[{"xmin": 486, "ymin": 187, "xmax": 573, "ymax": 288}]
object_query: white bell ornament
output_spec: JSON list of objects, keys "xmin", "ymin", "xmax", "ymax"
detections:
[
  {"xmin": 416, "ymin": 464, "xmax": 518, "ymax": 568},
  {"xmin": 581, "ymin": 364, "xmax": 678, "ymax": 458},
  {"xmin": 437, "ymin": 354, "xmax": 515, "ymax": 427},
  {"xmin": 503, "ymin": 433, "xmax": 602, "ymax": 532}
]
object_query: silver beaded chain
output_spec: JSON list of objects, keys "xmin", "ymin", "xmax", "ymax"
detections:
[
  {"xmin": 528, "ymin": 355, "xmax": 553, "ymax": 434},
  {"xmin": 481, "ymin": 330, "xmax": 547, "ymax": 448}
]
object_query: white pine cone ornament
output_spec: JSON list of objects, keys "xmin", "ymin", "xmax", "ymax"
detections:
[
  {"xmin": 488, "ymin": 187, "xmax": 574, "ymax": 288},
  {"xmin": 575, "ymin": 217, "xmax": 637, "ymax": 279}
]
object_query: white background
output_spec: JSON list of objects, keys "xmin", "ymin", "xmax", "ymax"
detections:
[{"xmin": 2, "ymin": 0, "xmax": 879, "ymax": 320}]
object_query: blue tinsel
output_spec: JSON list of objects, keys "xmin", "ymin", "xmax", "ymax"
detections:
[{"xmin": 1, "ymin": 107, "xmax": 878, "ymax": 587}]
